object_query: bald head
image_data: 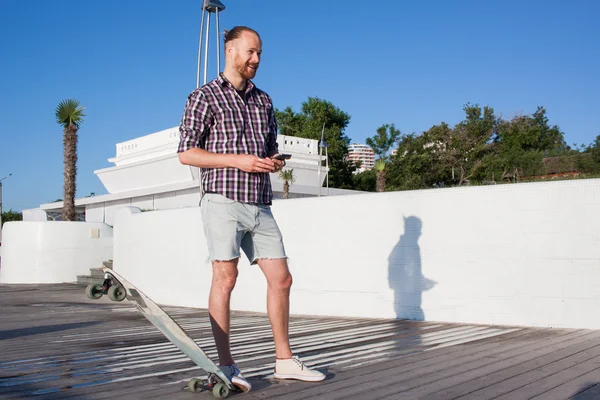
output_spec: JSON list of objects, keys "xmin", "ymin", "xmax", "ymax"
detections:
[{"xmin": 224, "ymin": 26, "xmax": 261, "ymax": 50}]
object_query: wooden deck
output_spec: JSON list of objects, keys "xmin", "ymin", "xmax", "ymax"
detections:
[{"xmin": 1, "ymin": 284, "xmax": 599, "ymax": 400}]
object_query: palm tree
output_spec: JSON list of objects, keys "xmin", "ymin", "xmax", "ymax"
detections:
[
  {"xmin": 55, "ymin": 99, "xmax": 85, "ymax": 221},
  {"xmin": 375, "ymin": 159, "xmax": 386, "ymax": 192},
  {"xmin": 278, "ymin": 169, "xmax": 295, "ymax": 199}
]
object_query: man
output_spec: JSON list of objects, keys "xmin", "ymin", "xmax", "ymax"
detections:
[{"xmin": 177, "ymin": 26, "xmax": 325, "ymax": 392}]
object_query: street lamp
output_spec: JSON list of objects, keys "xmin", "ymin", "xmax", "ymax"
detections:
[
  {"xmin": 196, "ymin": 0, "xmax": 226, "ymax": 88},
  {"xmin": 0, "ymin": 173, "xmax": 13, "ymax": 244}
]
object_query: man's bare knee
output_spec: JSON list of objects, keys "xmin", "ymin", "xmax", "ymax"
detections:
[
  {"xmin": 279, "ymin": 272, "xmax": 293, "ymax": 291},
  {"xmin": 212, "ymin": 259, "xmax": 239, "ymax": 294},
  {"xmin": 270, "ymin": 268, "xmax": 293, "ymax": 292}
]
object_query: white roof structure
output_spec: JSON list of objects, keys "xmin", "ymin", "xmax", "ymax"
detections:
[{"xmin": 31, "ymin": 126, "xmax": 362, "ymax": 225}]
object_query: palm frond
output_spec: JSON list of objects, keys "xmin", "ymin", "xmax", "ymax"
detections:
[
  {"xmin": 375, "ymin": 158, "xmax": 386, "ymax": 172},
  {"xmin": 56, "ymin": 98, "xmax": 85, "ymax": 129},
  {"xmin": 278, "ymin": 169, "xmax": 295, "ymax": 183}
]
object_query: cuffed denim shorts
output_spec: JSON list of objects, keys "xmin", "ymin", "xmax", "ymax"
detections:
[{"xmin": 200, "ymin": 192, "xmax": 287, "ymax": 265}]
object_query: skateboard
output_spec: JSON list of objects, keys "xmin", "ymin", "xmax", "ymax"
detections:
[{"xmin": 85, "ymin": 266, "xmax": 238, "ymax": 398}]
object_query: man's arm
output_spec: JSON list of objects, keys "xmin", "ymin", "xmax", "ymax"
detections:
[
  {"xmin": 179, "ymin": 147, "xmax": 240, "ymax": 169},
  {"xmin": 264, "ymin": 96, "xmax": 285, "ymax": 170},
  {"xmin": 265, "ymin": 95, "xmax": 279, "ymax": 158}
]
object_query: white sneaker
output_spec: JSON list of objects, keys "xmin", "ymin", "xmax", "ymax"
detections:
[
  {"xmin": 274, "ymin": 356, "xmax": 326, "ymax": 382},
  {"xmin": 218, "ymin": 364, "xmax": 251, "ymax": 392}
]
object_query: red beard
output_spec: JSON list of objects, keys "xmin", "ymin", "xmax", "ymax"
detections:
[{"xmin": 236, "ymin": 58, "xmax": 259, "ymax": 80}]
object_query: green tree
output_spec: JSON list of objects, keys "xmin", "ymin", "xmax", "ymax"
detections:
[
  {"xmin": 366, "ymin": 123, "xmax": 402, "ymax": 159},
  {"xmin": 275, "ymin": 97, "xmax": 356, "ymax": 189},
  {"xmin": 278, "ymin": 169, "xmax": 296, "ymax": 199},
  {"xmin": 386, "ymin": 132, "xmax": 447, "ymax": 190},
  {"xmin": 440, "ymin": 104, "xmax": 497, "ymax": 185},
  {"xmin": 385, "ymin": 103, "xmax": 585, "ymax": 188},
  {"xmin": 491, "ymin": 107, "xmax": 567, "ymax": 180},
  {"xmin": 55, "ymin": 99, "xmax": 85, "ymax": 221},
  {"xmin": 531, "ymin": 106, "xmax": 568, "ymax": 154},
  {"xmin": 366, "ymin": 123, "xmax": 401, "ymax": 192},
  {"xmin": 575, "ymin": 134, "xmax": 600, "ymax": 174},
  {"xmin": 590, "ymin": 135, "xmax": 600, "ymax": 165},
  {"xmin": 1, "ymin": 209, "xmax": 22, "ymax": 227},
  {"xmin": 352, "ymin": 169, "xmax": 376, "ymax": 192}
]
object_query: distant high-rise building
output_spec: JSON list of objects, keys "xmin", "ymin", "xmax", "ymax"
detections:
[{"xmin": 347, "ymin": 144, "xmax": 375, "ymax": 173}]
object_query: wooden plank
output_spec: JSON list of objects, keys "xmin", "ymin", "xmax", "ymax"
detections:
[
  {"xmin": 526, "ymin": 365, "xmax": 600, "ymax": 400},
  {"xmin": 489, "ymin": 353, "xmax": 600, "ymax": 400},
  {"xmin": 3, "ymin": 283, "xmax": 600, "ymax": 400},
  {"xmin": 571, "ymin": 382, "xmax": 600, "ymax": 400},
  {"xmin": 253, "ymin": 328, "xmax": 553, "ymax": 399},
  {"xmin": 425, "ymin": 333, "xmax": 600, "ymax": 399},
  {"xmin": 301, "ymin": 330, "xmax": 597, "ymax": 400}
]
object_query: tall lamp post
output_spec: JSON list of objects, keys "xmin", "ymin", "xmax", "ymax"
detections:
[
  {"xmin": 0, "ymin": 173, "xmax": 12, "ymax": 244},
  {"xmin": 196, "ymin": 0, "xmax": 226, "ymax": 88},
  {"xmin": 194, "ymin": 1, "xmax": 226, "ymax": 192}
]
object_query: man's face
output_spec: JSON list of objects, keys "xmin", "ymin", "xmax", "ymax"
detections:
[{"xmin": 231, "ymin": 31, "xmax": 262, "ymax": 80}]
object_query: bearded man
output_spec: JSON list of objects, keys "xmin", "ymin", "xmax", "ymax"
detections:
[{"xmin": 177, "ymin": 26, "xmax": 325, "ymax": 392}]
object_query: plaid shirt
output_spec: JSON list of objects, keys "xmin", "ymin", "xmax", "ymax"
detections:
[{"xmin": 177, "ymin": 73, "xmax": 279, "ymax": 204}]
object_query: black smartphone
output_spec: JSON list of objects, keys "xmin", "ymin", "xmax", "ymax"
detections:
[{"xmin": 273, "ymin": 153, "xmax": 292, "ymax": 160}]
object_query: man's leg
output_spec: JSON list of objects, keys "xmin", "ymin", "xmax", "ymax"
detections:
[
  {"xmin": 257, "ymin": 257, "xmax": 326, "ymax": 382},
  {"xmin": 256, "ymin": 258, "xmax": 293, "ymax": 359},
  {"xmin": 200, "ymin": 193, "xmax": 252, "ymax": 391},
  {"xmin": 209, "ymin": 258, "xmax": 239, "ymax": 366},
  {"xmin": 251, "ymin": 206, "xmax": 325, "ymax": 381}
]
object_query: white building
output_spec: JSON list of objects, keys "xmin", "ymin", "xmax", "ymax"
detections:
[
  {"xmin": 347, "ymin": 143, "xmax": 375, "ymax": 173},
  {"xmin": 23, "ymin": 127, "xmax": 362, "ymax": 225}
]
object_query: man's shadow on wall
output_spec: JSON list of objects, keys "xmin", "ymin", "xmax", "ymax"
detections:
[{"xmin": 388, "ymin": 216, "xmax": 436, "ymax": 320}]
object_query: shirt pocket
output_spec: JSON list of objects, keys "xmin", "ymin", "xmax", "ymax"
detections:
[{"xmin": 249, "ymin": 96, "xmax": 271, "ymax": 138}]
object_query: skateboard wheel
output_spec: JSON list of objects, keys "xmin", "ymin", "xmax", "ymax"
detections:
[
  {"xmin": 213, "ymin": 383, "xmax": 230, "ymax": 398},
  {"xmin": 188, "ymin": 378, "xmax": 202, "ymax": 393},
  {"xmin": 85, "ymin": 284, "xmax": 103, "ymax": 300},
  {"xmin": 107, "ymin": 285, "xmax": 126, "ymax": 302}
]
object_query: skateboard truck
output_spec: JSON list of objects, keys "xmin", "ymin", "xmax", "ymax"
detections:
[
  {"xmin": 85, "ymin": 272, "xmax": 127, "ymax": 302},
  {"xmin": 102, "ymin": 274, "xmax": 112, "ymax": 294},
  {"xmin": 188, "ymin": 373, "xmax": 235, "ymax": 398}
]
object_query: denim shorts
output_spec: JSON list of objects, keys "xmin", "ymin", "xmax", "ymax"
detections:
[{"xmin": 200, "ymin": 192, "xmax": 287, "ymax": 265}]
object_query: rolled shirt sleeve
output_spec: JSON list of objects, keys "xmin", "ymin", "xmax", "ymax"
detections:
[{"xmin": 178, "ymin": 89, "xmax": 212, "ymax": 153}]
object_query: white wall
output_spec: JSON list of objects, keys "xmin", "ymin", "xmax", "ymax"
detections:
[
  {"xmin": 85, "ymin": 203, "xmax": 105, "ymax": 223},
  {"xmin": 82, "ymin": 187, "xmax": 201, "ymax": 225},
  {"xmin": 22, "ymin": 208, "xmax": 48, "ymax": 221},
  {"xmin": 96, "ymin": 154, "xmax": 193, "ymax": 194},
  {"xmin": 112, "ymin": 179, "xmax": 600, "ymax": 329},
  {"xmin": 0, "ymin": 221, "xmax": 113, "ymax": 283}
]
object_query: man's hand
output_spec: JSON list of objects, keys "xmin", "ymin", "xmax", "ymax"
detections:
[
  {"xmin": 270, "ymin": 154, "xmax": 286, "ymax": 172},
  {"xmin": 234, "ymin": 154, "xmax": 277, "ymax": 173}
]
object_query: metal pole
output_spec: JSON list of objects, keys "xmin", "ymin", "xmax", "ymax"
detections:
[
  {"xmin": 196, "ymin": 6, "xmax": 206, "ymax": 88},
  {"xmin": 216, "ymin": 9, "xmax": 220, "ymax": 73},
  {"xmin": 317, "ymin": 152, "xmax": 322, "ymax": 197},
  {"xmin": 326, "ymin": 148, "xmax": 329, "ymax": 195},
  {"xmin": 203, "ymin": 12, "xmax": 211, "ymax": 85}
]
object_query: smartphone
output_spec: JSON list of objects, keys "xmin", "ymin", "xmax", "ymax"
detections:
[{"xmin": 273, "ymin": 153, "xmax": 292, "ymax": 160}]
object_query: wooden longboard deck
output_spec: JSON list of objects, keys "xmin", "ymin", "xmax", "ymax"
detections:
[{"xmin": 102, "ymin": 266, "xmax": 234, "ymax": 390}]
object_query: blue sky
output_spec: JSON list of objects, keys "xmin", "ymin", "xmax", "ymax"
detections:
[{"xmin": 0, "ymin": 0, "xmax": 598, "ymax": 211}]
